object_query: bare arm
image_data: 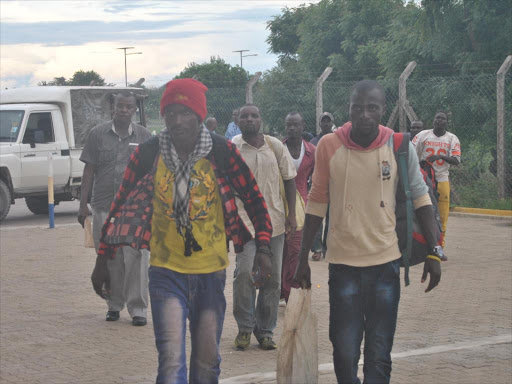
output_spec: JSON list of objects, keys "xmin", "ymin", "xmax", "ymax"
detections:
[
  {"xmin": 77, "ymin": 163, "xmax": 94, "ymax": 228},
  {"xmin": 293, "ymin": 213, "xmax": 324, "ymax": 288},
  {"xmin": 427, "ymin": 154, "xmax": 460, "ymax": 165},
  {"xmin": 283, "ymin": 178, "xmax": 297, "ymax": 235},
  {"xmin": 415, "ymin": 204, "xmax": 442, "ymax": 292}
]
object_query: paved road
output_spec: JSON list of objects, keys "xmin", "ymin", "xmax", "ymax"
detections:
[
  {"xmin": 0, "ymin": 198, "xmax": 80, "ymax": 228},
  {"xmin": 0, "ymin": 214, "xmax": 511, "ymax": 383}
]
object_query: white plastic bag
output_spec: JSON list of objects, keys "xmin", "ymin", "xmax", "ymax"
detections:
[
  {"xmin": 277, "ymin": 288, "xmax": 318, "ymax": 384},
  {"xmin": 84, "ymin": 216, "xmax": 95, "ymax": 248}
]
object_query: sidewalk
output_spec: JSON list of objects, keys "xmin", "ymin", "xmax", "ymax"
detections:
[{"xmin": 0, "ymin": 215, "xmax": 511, "ymax": 383}]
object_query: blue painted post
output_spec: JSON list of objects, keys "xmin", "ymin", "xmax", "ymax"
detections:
[{"xmin": 48, "ymin": 152, "xmax": 55, "ymax": 229}]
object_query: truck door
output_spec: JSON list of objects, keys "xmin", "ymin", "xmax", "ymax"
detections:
[{"xmin": 19, "ymin": 112, "xmax": 69, "ymax": 191}]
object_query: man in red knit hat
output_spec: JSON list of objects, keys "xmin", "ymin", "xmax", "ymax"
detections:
[{"xmin": 93, "ymin": 78, "xmax": 273, "ymax": 383}]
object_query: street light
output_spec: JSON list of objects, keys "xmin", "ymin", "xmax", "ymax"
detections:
[
  {"xmin": 117, "ymin": 47, "xmax": 142, "ymax": 87},
  {"xmin": 233, "ymin": 50, "xmax": 258, "ymax": 68}
]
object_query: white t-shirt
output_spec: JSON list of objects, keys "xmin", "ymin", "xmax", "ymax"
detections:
[
  {"xmin": 412, "ymin": 129, "xmax": 461, "ymax": 182},
  {"xmin": 290, "ymin": 141, "xmax": 305, "ymax": 171}
]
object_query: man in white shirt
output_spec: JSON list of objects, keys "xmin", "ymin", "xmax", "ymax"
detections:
[
  {"xmin": 231, "ymin": 104, "xmax": 297, "ymax": 351},
  {"xmin": 412, "ymin": 111, "xmax": 461, "ymax": 246}
]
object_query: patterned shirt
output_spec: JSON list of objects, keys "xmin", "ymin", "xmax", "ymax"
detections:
[
  {"xmin": 151, "ymin": 156, "xmax": 228, "ymax": 273},
  {"xmin": 98, "ymin": 134, "xmax": 272, "ymax": 258},
  {"xmin": 412, "ymin": 129, "xmax": 461, "ymax": 182}
]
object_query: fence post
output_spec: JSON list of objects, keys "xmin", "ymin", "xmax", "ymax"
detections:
[
  {"xmin": 497, "ymin": 55, "xmax": 512, "ymax": 199},
  {"xmin": 246, "ymin": 72, "xmax": 262, "ymax": 104},
  {"xmin": 48, "ymin": 152, "xmax": 55, "ymax": 229},
  {"xmin": 316, "ymin": 67, "xmax": 333, "ymax": 134},
  {"xmin": 399, "ymin": 61, "xmax": 417, "ymax": 132}
]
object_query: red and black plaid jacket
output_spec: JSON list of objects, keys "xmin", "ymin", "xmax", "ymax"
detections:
[{"xmin": 98, "ymin": 134, "xmax": 272, "ymax": 258}]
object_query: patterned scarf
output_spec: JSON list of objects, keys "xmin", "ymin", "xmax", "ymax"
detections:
[{"xmin": 158, "ymin": 125, "xmax": 213, "ymax": 256}]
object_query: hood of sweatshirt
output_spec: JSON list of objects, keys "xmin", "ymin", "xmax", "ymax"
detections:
[{"xmin": 335, "ymin": 122, "xmax": 394, "ymax": 150}]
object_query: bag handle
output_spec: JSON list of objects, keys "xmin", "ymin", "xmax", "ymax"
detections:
[{"xmin": 393, "ymin": 133, "xmax": 413, "ymax": 286}]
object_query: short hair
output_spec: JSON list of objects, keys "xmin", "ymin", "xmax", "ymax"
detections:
[
  {"xmin": 435, "ymin": 110, "xmax": 449, "ymax": 118},
  {"xmin": 205, "ymin": 116, "xmax": 217, "ymax": 126},
  {"xmin": 351, "ymin": 80, "xmax": 386, "ymax": 102},
  {"xmin": 286, "ymin": 111, "xmax": 304, "ymax": 122},
  {"xmin": 115, "ymin": 91, "xmax": 137, "ymax": 103},
  {"xmin": 232, "ymin": 108, "xmax": 239, "ymax": 114},
  {"xmin": 411, "ymin": 120, "xmax": 423, "ymax": 126},
  {"xmin": 239, "ymin": 103, "xmax": 260, "ymax": 115}
]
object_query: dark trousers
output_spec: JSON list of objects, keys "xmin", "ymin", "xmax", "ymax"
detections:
[{"xmin": 328, "ymin": 260, "xmax": 401, "ymax": 384}]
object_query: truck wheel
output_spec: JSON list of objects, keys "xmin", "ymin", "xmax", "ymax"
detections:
[
  {"xmin": 25, "ymin": 196, "xmax": 49, "ymax": 215},
  {"xmin": 0, "ymin": 180, "xmax": 11, "ymax": 222}
]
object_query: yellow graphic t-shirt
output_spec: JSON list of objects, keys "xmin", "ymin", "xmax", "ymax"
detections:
[{"xmin": 150, "ymin": 156, "xmax": 228, "ymax": 274}]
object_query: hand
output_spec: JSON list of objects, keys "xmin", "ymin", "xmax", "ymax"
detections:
[
  {"xmin": 78, "ymin": 204, "xmax": 90, "ymax": 228},
  {"xmin": 285, "ymin": 214, "xmax": 297, "ymax": 236},
  {"xmin": 421, "ymin": 257, "xmax": 441, "ymax": 293},
  {"xmin": 91, "ymin": 255, "xmax": 110, "ymax": 300},
  {"xmin": 252, "ymin": 247, "xmax": 272, "ymax": 288},
  {"xmin": 294, "ymin": 254, "xmax": 311, "ymax": 289},
  {"xmin": 427, "ymin": 154, "xmax": 442, "ymax": 162}
]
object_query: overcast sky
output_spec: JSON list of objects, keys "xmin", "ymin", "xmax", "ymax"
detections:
[{"xmin": 0, "ymin": 0, "xmax": 319, "ymax": 89}]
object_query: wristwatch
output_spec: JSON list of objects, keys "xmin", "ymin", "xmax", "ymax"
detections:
[{"xmin": 430, "ymin": 245, "xmax": 445, "ymax": 259}]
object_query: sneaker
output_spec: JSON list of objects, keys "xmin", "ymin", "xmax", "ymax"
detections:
[
  {"xmin": 312, "ymin": 252, "xmax": 322, "ymax": 261},
  {"xmin": 132, "ymin": 316, "xmax": 147, "ymax": 326},
  {"xmin": 234, "ymin": 332, "xmax": 251, "ymax": 350},
  {"xmin": 258, "ymin": 336, "xmax": 277, "ymax": 350},
  {"xmin": 279, "ymin": 299, "xmax": 286, "ymax": 307},
  {"xmin": 106, "ymin": 311, "xmax": 120, "ymax": 321}
]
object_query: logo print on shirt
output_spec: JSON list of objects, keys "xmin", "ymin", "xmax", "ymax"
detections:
[{"xmin": 381, "ymin": 161, "xmax": 391, "ymax": 180}]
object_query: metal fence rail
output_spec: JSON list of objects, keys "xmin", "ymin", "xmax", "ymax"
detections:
[{"xmin": 144, "ymin": 69, "xmax": 511, "ymax": 209}]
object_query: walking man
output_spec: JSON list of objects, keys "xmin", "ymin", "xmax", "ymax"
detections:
[
  {"xmin": 225, "ymin": 108, "xmax": 241, "ymax": 140},
  {"xmin": 410, "ymin": 119, "xmax": 424, "ymax": 139},
  {"xmin": 281, "ymin": 112, "xmax": 315, "ymax": 302},
  {"xmin": 412, "ymin": 111, "xmax": 461, "ymax": 247},
  {"xmin": 310, "ymin": 111, "xmax": 335, "ymax": 146},
  {"xmin": 205, "ymin": 116, "xmax": 218, "ymax": 133},
  {"xmin": 93, "ymin": 79, "xmax": 272, "ymax": 383},
  {"xmin": 78, "ymin": 91, "xmax": 151, "ymax": 326},
  {"xmin": 295, "ymin": 80, "xmax": 443, "ymax": 383},
  {"xmin": 232, "ymin": 104, "xmax": 297, "ymax": 350}
]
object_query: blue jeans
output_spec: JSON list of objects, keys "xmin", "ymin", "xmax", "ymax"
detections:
[
  {"xmin": 149, "ymin": 266, "xmax": 227, "ymax": 384},
  {"xmin": 233, "ymin": 234, "xmax": 285, "ymax": 339},
  {"xmin": 329, "ymin": 260, "xmax": 401, "ymax": 384}
]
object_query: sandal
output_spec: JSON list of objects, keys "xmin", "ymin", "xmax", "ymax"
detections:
[{"xmin": 312, "ymin": 252, "xmax": 322, "ymax": 261}]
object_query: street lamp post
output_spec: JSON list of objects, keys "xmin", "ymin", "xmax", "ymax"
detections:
[
  {"xmin": 117, "ymin": 47, "xmax": 142, "ymax": 86},
  {"xmin": 233, "ymin": 50, "xmax": 258, "ymax": 69}
]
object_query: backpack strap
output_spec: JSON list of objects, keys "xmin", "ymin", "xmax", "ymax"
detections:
[{"xmin": 393, "ymin": 132, "xmax": 413, "ymax": 286}]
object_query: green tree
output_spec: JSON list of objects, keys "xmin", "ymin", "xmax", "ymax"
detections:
[
  {"xmin": 38, "ymin": 70, "xmax": 107, "ymax": 86},
  {"xmin": 175, "ymin": 56, "xmax": 249, "ymax": 88},
  {"xmin": 68, "ymin": 70, "xmax": 106, "ymax": 86}
]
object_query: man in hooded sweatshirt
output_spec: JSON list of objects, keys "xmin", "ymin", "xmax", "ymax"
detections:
[{"xmin": 294, "ymin": 80, "xmax": 443, "ymax": 384}]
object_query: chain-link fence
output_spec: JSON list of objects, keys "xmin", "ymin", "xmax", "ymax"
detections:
[{"xmin": 144, "ymin": 73, "xmax": 511, "ymax": 209}]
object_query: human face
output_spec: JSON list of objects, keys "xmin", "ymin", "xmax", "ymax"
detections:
[
  {"xmin": 433, "ymin": 112, "xmax": 447, "ymax": 132},
  {"xmin": 349, "ymin": 88, "xmax": 386, "ymax": 138},
  {"xmin": 410, "ymin": 121, "xmax": 424, "ymax": 138},
  {"xmin": 163, "ymin": 104, "xmax": 201, "ymax": 145},
  {"xmin": 232, "ymin": 110, "xmax": 239, "ymax": 125},
  {"xmin": 238, "ymin": 106, "xmax": 261, "ymax": 136},
  {"xmin": 206, "ymin": 118, "xmax": 217, "ymax": 132},
  {"xmin": 320, "ymin": 116, "xmax": 332, "ymax": 134},
  {"xmin": 285, "ymin": 114, "xmax": 304, "ymax": 140},
  {"xmin": 113, "ymin": 95, "xmax": 137, "ymax": 125}
]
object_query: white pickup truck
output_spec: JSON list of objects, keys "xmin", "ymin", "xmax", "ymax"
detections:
[{"xmin": 0, "ymin": 86, "xmax": 147, "ymax": 222}]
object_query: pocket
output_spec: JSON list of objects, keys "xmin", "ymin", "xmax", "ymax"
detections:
[{"xmin": 99, "ymin": 146, "xmax": 116, "ymax": 163}]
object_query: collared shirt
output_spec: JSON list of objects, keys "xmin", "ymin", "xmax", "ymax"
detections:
[
  {"xmin": 225, "ymin": 122, "xmax": 241, "ymax": 140},
  {"xmin": 232, "ymin": 134, "xmax": 296, "ymax": 237},
  {"xmin": 80, "ymin": 120, "xmax": 151, "ymax": 210}
]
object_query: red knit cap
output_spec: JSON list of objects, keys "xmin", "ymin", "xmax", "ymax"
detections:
[{"xmin": 160, "ymin": 78, "xmax": 208, "ymax": 121}]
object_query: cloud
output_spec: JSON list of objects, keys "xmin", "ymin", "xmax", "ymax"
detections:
[{"xmin": 0, "ymin": 19, "xmax": 215, "ymax": 46}]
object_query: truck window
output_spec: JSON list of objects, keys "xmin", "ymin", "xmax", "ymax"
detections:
[
  {"xmin": 0, "ymin": 110, "xmax": 25, "ymax": 142},
  {"xmin": 22, "ymin": 112, "xmax": 55, "ymax": 144}
]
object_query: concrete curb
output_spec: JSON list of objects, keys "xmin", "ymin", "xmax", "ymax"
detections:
[
  {"xmin": 451, "ymin": 207, "xmax": 512, "ymax": 217},
  {"xmin": 450, "ymin": 212, "xmax": 512, "ymax": 221}
]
